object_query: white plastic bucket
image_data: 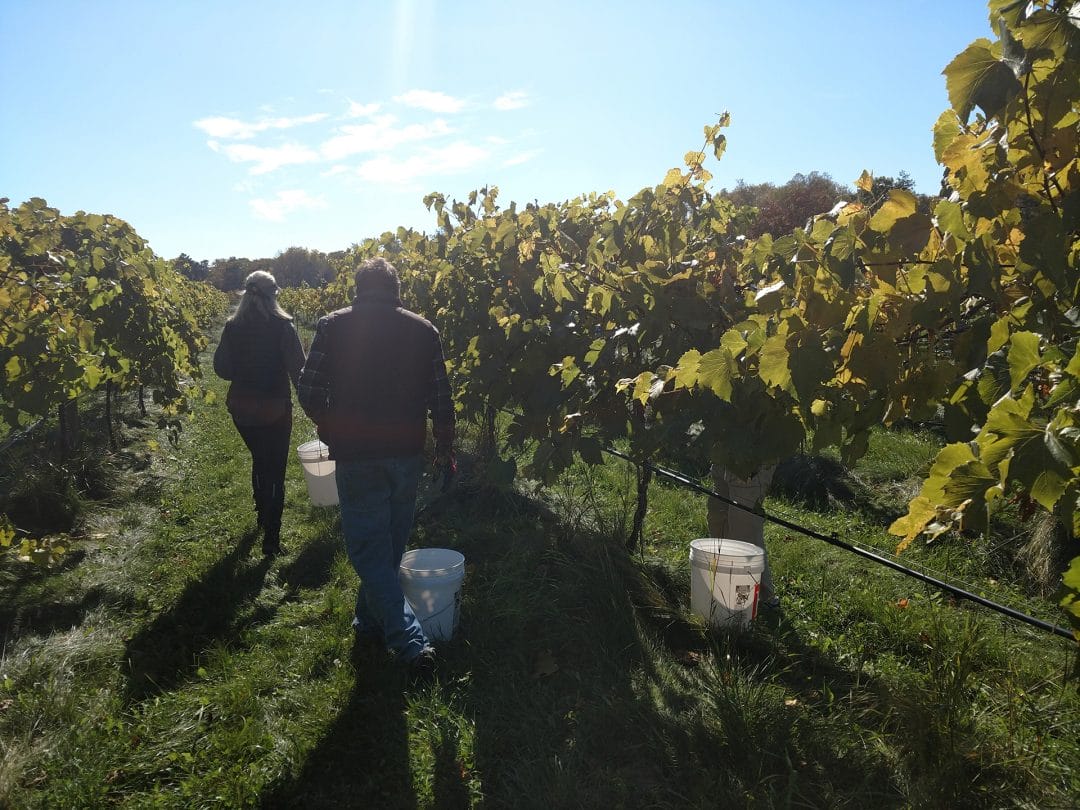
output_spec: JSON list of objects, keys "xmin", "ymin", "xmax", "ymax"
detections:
[
  {"xmin": 297, "ymin": 440, "xmax": 338, "ymax": 506},
  {"xmin": 689, "ymin": 538, "xmax": 765, "ymax": 627},
  {"xmin": 399, "ymin": 548, "xmax": 465, "ymax": 642}
]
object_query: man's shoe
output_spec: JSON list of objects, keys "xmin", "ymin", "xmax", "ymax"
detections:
[{"xmin": 407, "ymin": 646, "xmax": 437, "ymax": 686}]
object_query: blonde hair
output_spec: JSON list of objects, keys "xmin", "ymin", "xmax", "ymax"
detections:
[{"xmin": 230, "ymin": 270, "xmax": 293, "ymax": 323}]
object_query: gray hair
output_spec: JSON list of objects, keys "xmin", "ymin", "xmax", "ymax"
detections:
[{"xmin": 230, "ymin": 270, "xmax": 293, "ymax": 323}]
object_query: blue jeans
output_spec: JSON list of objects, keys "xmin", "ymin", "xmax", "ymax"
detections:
[{"xmin": 336, "ymin": 456, "xmax": 429, "ymax": 661}]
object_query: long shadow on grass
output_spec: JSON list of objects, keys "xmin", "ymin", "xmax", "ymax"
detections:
[
  {"xmin": 260, "ymin": 650, "xmax": 418, "ymax": 810},
  {"xmin": 421, "ymin": 482, "xmax": 908, "ymax": 807},
  {"xmin": 277, "ymin": 527, "xmax": 339, "ymax": 592},
  {"xmin": 432, "ymin": 719, "xmax": 470, "ymax": 809},
  {"xmin": 0, "ymin": 581, "xmax": 137, "ymax": 645},
  {"xmin": 640, "ymin": 561, "xmax": 907, "ymax": 803},
  {"xmin": 122, "ymin": 529, "xmax": 272, "ymax": 701},
  {"xmin": 415, "ymin": 485, "xmax": 734, "ymax": 805},
  {"xmin": 0, "ymin": 549, "xmax": 91, "ymax": 641},
  {"xmin": 446, "ymin": 515, "xmax": 754, "ymax": 806}
]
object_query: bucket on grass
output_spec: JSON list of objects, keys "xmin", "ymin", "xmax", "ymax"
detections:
[
  {"xmin": 689, "ymin": 538, "xmax": 765, "ymax": 627},
  {"xmin": 297, "ymin": 440, "xmax": 338, "ymax": 506},
  {"xmin": 399, "ymin": 548, "xmax": 465, "ymax": 641}
]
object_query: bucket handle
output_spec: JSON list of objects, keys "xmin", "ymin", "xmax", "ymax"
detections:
[
  {"xmin": 408, "ymin": 591, "xmax": 461, "ymax": 624},
  {"xmin": 423, "ymin": 602, "xmax": 456, "ymax": 621}
]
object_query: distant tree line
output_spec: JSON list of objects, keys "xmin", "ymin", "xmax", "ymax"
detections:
[
  {"xmin": 719, "ymin": 170, "xmax": 937, "ymax": 239},
  {"xmin": 170, "ymin": 247, "xmax": 343, "ymax": 291},
  {"xmin": 170, "ymin": 171, "xmax": 938, "ymax": 288}
]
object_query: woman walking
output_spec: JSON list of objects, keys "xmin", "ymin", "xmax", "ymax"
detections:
[{"xmin": 214, "ymin": 271, "xmax": 306, "ymax": 555}]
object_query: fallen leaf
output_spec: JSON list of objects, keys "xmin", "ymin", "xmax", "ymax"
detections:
[
  {"xmin": 784, "ymin": 698, "xmax": 799, "ymax": 707},
  {"xmin": 897, "ymin": 598, "xmax": 910, "ymax": 609}
]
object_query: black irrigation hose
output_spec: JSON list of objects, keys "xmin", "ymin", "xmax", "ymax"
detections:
[
  {"xmin": 0, "ymin": 418, "xmax": 46, "ymax": 454},
  {"xmin": 600, "ymin": 446, "xmax": 1076, "ymax": 642}
]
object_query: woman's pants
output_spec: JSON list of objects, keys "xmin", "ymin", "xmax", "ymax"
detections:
[{"xmin": 233, "ymin": 413, "xmax": 292, "ymax": 550}]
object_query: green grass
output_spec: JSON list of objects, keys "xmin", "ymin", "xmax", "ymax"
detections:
[{"xmin": 1, "ymin": 336, "xmax": 1078, "ymax": 808}]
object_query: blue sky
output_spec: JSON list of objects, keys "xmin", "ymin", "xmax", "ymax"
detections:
[{"xmin": 2, "ymin": 1, "xmax": 992, "ymax": 262}]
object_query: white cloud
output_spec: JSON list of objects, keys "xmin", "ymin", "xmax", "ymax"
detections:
[
  {"xmin": 354, "ymin": 141, "xmax": 489, "ymax": 185},
  {"xmin": 193, "ymin": 112, "xmax": 329, "ymax": 140},
  {"xmin": 502, "ymin": 150, "xmax": 541, "ymax": 167},
  {"xmin": 250, "ymin": 190, "xmax": 327, "ymax": 222},
  {"xmin": 493, "ymin": 91, "xmax": 529, "ymax": 111},
  {"xmin": 393, "ymin": 89, "xmax": 466, "ymax": 114},
  {"xmin": 320, "ymin": 116, "xmax": 452, "ymax": 161},
  {"xmin": 345, "ymin": 100, "xmax": 381, "ymax": 118},
  {"xmin": 197, "ymin": 94, "xmax": 528, "ymax": 189},
  {"xmin": 220, "ymin": 142, "xmax": 321, "ymax": 175}
]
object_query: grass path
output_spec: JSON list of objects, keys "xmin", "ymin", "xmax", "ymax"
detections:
[{"xmin": 1, "ymin": 329, "xmax": 1078, "ymax": 808}]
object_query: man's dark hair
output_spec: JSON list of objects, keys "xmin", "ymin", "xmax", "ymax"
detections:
[{"xmin": 354, "ymin": 257, "xmax": 400, "ymax": 298}]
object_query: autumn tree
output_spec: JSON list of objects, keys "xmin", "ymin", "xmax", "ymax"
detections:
[
  {"xmin": 270, "ymin": 246, "xmax": 334, "ymax": 288},
  {"xmin": 170, "ymin": 253, "xmax": 209, "ymax": 282},
  {"xmin": 206, "ymin": 257, "xmax": 256, "ymax": 291},
  {"xmin": 720, "ymin": 171, "xmax": 851, "ymax": 237}
]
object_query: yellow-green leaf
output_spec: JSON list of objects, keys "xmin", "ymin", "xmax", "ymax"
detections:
[
  {"xmin": 662, "ymin": 168, "xmax": 686, "ymax": 188},
  {"xmin": 933, "ymin": 199, "xmax": 972, "ymax": 240},
  {"xmin": 1007, "ymin": 331, "xmax": 1041, "ymax": 390},
  {"xmin": 759, "ymin": 335, "xmax": 792, "ymax": 394},
  {"xmin": 943, "ymin": 38, "xmax": 1022, "ymax": 122},
  {"xmin": 933, "ymin": 110, "xmax": 962, "ymax": 164},
  {"xmin": 0, "ymin": 514, "xmax": 14, "ymax": 547},
  {"xmin": 631, "ymin": 372, "xmax": 659, "ymax": 405},
  {"xmin": 889, "ymin": 494, "xmax": 938, "ymax": 552},
  {"xmin": 696, "ymin": 348, "xmax": 734, "ymax": 400},
  {"xmin": 869, "ymin": 189, "xmax": 918, "ymax": 232},
  {"xmin": 988, "ymin": 317, "xmax": 1011, "ymax": 355},
  {"xmin": 674, "ymin": 349, "xmax": 702, "ymax": 390}
]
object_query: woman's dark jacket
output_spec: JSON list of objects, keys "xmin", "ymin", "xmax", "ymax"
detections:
[{"xmin": 214, "ymin": 315, "xmax": 306, "ymax": 426}]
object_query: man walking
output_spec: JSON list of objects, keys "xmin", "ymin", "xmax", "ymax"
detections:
[{"xmin": 298, "ymin": 257, "xmax": 455, "ymax": 680}]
